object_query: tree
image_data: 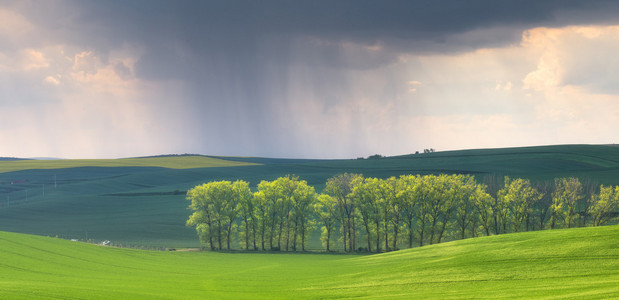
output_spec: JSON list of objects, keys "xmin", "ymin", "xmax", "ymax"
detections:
[
  {"xmin": 453, "ymin": 175, "xmax": 479, "ymax": 239},
  {"xmin": 551, "ymin": 178, "xmax": 583, "ymax": 229},
  {"xmin": 494, "ymin": 182, "xmax": 512, "ymax": 234},
  {"xmin": 325, "ymin": 173, "xmax": 362, "ymax": 252},
  {"xmin": 588, "ymin": 185, "xmax": 619, "ymax": 226},
  {"xmin": 415, "ymin": 175, "xmax": 433, "ymax": 246},
  {"xmin": 186, "ymin": 183, "xmax": 216, "ymax": 250},
  {"xmin": 473, "ymin": 183, "xmax": 494, "ymax": 236},
  {"xmin": 235, "ymin": 180, "xmax": 255, "ymax": 250},
  {"xmin": 186, "ymin": 180, "xmax": 245, "ymax": 250},
  {"xmin": 252, "ymin": 189, "xmax": 270, "ymax": 251},
  {"xmin": 580, "ymin": 178, "xmax": 598, "ymax": 226},
  {"xmin": 532, "ymin": 181, "xmax": 553, "ymax": 230},
  {"xmin": 398, "ymin": 175, "xmax": 420, "ymax": 248},
  {"xmin": 272, "ymin": 176, "xmax": 295, "ymax": 251},
  {"xmin": 426, "ymin": 174, "xmax": 455, "ymax": 245},
  {"xmin": 314, "ymin": 194, "xmax": 338, "ymax": 251},
  {"xmin": 482, "ymin": 174, "xmax": 504, "ymax": 234},
  {"xmin": 255, "ymin": 180, "xmax": 280, "ymax": 250},
  {"xmin": 498, "ymin": 177, "xmax": 541, "ymax": 232},
  {"xmin": 221, "ymin": 180, "xmax": 247, "ymax": 250},
  {"xmin": 351, "ymin": 177, "xmax": 381, "ymax": 252},
  {"xmin": 382, "ymin": 176, "xmax": 403, "ymax": 250},
  {"xmin": 290, "ymin": 178, "xmax": 317, "ymax": 251}
]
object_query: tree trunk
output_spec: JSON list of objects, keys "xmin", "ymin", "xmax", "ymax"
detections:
[
  {"xmin": 244, "ymin": 218, "xmax": 250, "ymax": 250},
  {"xmin": 376, "ymin": 220, "xmax": 381, "ymax": 253},
  {"xmin": 437, "ymin": 220, "xmax": 447, "ymax": 244},
  {"xmin": 384, "ymin": 225, "xmax": 389, "ymax": 251},
  {"xmin": 493, "ymin": 213, "xmax": 499, "ymax": 234},
  {"xmin": 285, "ymin": 219, "xmax": 291, "ymax": 251},
  {"xmin": 292, "ymin": 219, "xmax": 298, "ymax": 251},
  {"xmin": 429, "ymin": 216, "xmax": 438, "ymax": 245},
  {"xmin": 301, "ymin": 221, "xmax": 306, "ymax": 251},
  {"xmin": 348, "ymin": 218, "xmax": 353, "ymax": 252},
  {"xmin": 341, "ymin": 218, "xmax": 348, "ymax": 252},
  {"xmin": 269, "ymin": 217, "xmax": 276, "ymax": 250},
  {"xmin": 408, "ymin": 219, "xmax": 414, "ymax": 249},
  {"xmin": 278, "ymin": 219, "xmax": 284, "ymax": 250},
  {"xmin": 261, "ymin": 219, "xmax": 266, "ymax": 251},
  {"xmin": 351, "ymin": 210, "xmax": 356, "ymax": 252},
  {"xmin": 227, "ymin": 220, "xmax": 233, "ymax": 250},
  {"xmin": 418, "ymin": 218, "xmax": 426, "ymax": 247},
  {"xmin": 525, "ymin": 214, "xmax": 530, "ymax": 231},
  {"xmin": 217, "ymin": 220, "xmax": 222, "ymax": 250},
  {"xmin": 207, "ymin": 221, "xmax": 214, "ymax": 251},
  {"xmin": 326, "ymin": 226, "xmax": 331, "ymax": 251},
  {"xmin": 471, "ymin": 218, "xmax": 478, "ymax": 238},
  {"xmin": 364, "ymin": 221, "xmax": 372, "ymax": 252},
  {"xmin": 252, "ymin": 220, "xmax": 257, "ymax": 250},
  {"xmin": 392, "ymin": 221, "xmax": 399, "ymax": 251}
]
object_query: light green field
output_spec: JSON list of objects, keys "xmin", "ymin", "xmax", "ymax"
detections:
[
  {"xmin": 0, "ymin": 225, "xmax": 617, "ymax": 299},
  {"xmin": 0, "ymin": 156, "xmax": 257, "ymax": 173}
]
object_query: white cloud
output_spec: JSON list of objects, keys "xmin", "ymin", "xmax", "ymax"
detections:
[
  {"xmin": 20, "ymin": 49, "xmax": 49, "ymax": 70},
  {"xmin": 523, "ymin": 26, "xmax": 619, "ymax": 94},
  {"xmin": 44, "ymin": 75, "xmax": 60, "ymax": 85},
  {"xmin": 0, "ymin": 8, "xmax": 33, "ymax": 42}
]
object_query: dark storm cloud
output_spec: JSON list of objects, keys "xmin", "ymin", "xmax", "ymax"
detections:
[
  {"xmin": 13, "ymin": 0, "xmax": 619, "ymax": 76},
  {"xmin": 6, "ymin": 0, "xmax": 616, "ymax": 94}
]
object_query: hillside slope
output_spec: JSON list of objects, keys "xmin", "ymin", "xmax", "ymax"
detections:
[
  {"xmin": 0, "ymin": 155, "xmax": 257, "ymax": 173},
  {"xmin": 307, "ymin": 144, "xmax": 619, "ymax": 184},
  {"xmin": 0, "ymin": 226, "xmax": 617, "ymax": 299}
]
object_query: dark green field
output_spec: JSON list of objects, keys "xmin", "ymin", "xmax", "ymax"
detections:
[
  {"xmin": 0, "ymin": 225, "xmax": 617, "ymax": 299},
  {"xmin": 0, "ymin": 144, "xmax": 618, "ymax": 247}
]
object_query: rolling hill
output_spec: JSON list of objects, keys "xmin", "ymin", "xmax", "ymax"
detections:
[
  {"xmin": 0, "ymin": 225, "xmax": 616, "ymax": 299},
  {"xmin": 0, "ymin": 144, "xmax": 618, "ymax": 247},
  {"xmin": 0, "ymin": 155, "xmax": 257, "ymax": 173}
]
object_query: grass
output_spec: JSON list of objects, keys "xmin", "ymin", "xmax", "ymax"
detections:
[
  {"xmin": 0, "ymin": 155, "xmax": 258, "ymax": 173},
  {"xmin": 0, "ymin": 144, "xmax": 618, "ymax": 248},
  {"xmin": 0, "ymin": 225, "xmax": 617, "ymax": 299}
]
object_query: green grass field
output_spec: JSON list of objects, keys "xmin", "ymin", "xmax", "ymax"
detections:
[
  {"xmin": 0, "ymin": 144, "xmax": 618, "ymax": 247},
  {"xmin": 0, "ymin": 225, "xmax": 617, "ymax": 299}
]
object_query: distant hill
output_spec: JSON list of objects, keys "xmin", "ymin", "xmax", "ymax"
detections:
[{"xmin": 0, "ymin": 157, "xmax": 28, "ymax": 161}]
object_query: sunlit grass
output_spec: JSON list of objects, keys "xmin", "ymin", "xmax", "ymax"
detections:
[
  {"xmin": 0, "ymin": 156, "xmax": 257, "ymax": 173},
  {"xmin": 1, "ymin": 225, "xmax": 617, "ymax": 299}
]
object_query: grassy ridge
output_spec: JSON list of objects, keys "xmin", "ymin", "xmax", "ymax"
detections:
[
  {"xmin": 307, "ymin": 144, "xmax": 619, "ymax": 184},
  {"xmin": 0, "ymin": 226, "xmax": 617, "ymax": 299},
  {"xmin": 0, "ymin": 156, "xmax": 257, "ymax": 173}
]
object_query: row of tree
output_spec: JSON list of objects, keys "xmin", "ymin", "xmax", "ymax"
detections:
[{"xmin": 186, "ymin": 174, "xmax": 618, "ymax": 252}]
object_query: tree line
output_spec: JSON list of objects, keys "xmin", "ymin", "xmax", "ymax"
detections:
[{"xmin": 186, "ymin": 174, "xmax": 618, "ymax": 252}]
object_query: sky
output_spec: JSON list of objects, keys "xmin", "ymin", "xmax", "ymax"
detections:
[{"xmin": 1, "ymin": 0, "xmax": 619, "ymax": 159}]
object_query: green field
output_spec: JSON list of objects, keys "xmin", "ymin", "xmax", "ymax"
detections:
[
  {"xmin": 0, "ymin": 144, "xmax": 618, "ymax": 248},
  {"xmin": 0, "ymin": 155, "xmax": 257, "ymax": 173},
  {"xmin": 0, "ymin": 225, "xmax": 617, "ymax": 299}
]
